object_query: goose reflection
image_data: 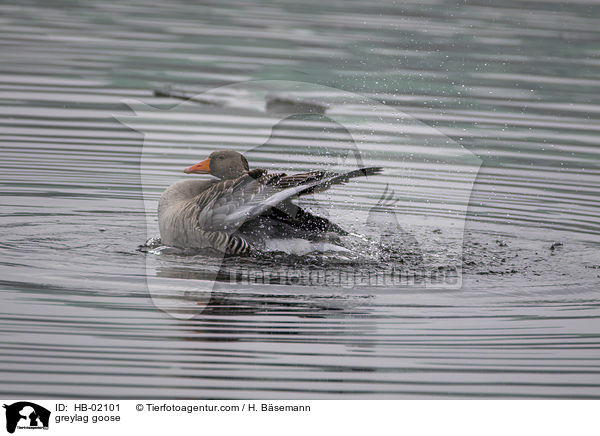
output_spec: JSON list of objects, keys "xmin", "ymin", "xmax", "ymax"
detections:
[{"xmin": 152, "ymin": 264, "xmax": 379, "ymax": 351}]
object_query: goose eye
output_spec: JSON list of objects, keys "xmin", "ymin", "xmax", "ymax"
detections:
[{"xmin": 218, "ymin": 155, "xmax": 225, "ymax": 160}]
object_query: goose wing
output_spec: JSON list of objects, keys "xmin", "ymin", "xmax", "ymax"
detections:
[{"xmin": 197, "ymin": 167, "xmax": 382, "ymax": 232}]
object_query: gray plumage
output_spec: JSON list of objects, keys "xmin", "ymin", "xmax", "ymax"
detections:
[{"xmin": 158, "ymin": 150, "xmax": 382, "ymax": 255}]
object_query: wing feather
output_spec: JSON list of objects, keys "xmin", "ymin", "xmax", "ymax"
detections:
[{"xmin": 195, "ymin": 167, "xmax": 382, "ymax": 232}]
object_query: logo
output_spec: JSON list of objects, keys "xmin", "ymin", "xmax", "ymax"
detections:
[
  {"xmin": 3, "ymin": 402, "xmax": 50, "ymax": 434},
  {"xmin": 117, "ymin": 80, "xmax": 481, "ymax": 318}
]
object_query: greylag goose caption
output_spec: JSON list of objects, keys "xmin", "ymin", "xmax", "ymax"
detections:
[{"xmin": 158, "ymin": 150, "xmax": 382, "ymax": 255}]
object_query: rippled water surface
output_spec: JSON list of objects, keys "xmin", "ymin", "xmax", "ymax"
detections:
[{"xmin": 1, "ymin": 0, "xmax": 600, "ymax": 398}]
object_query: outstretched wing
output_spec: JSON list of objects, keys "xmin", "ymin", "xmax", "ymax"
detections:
[
  {"xmin": 287, "ymin": 167, "xmax": 383, "ymax": 196},
  {"xmin": 197, "ymin": 167, "xmax": 382, "ymax": 232}
]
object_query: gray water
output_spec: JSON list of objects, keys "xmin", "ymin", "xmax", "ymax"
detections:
[{"xmin": 1, "ymin": 0, "xmax": 600, "ymax": 399}]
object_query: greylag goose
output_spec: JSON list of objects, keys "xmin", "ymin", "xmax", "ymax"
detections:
[{"xmin": 158, "ymin": 150, "xmax": 382, "ymax": 255}]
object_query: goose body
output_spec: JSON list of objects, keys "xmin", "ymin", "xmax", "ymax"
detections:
[{"xmin": 158, "ymin": 150, "xmax": 382, "ymax": 255}]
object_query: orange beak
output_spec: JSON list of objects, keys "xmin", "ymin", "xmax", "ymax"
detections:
[{"xmin": 184, "ymin": 157, "xmax": 210, "ymax": 174}]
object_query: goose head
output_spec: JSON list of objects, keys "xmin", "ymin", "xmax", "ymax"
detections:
[{"xmin": 184, "ymin": 150, "xmax": 249, "ymax": 180}]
